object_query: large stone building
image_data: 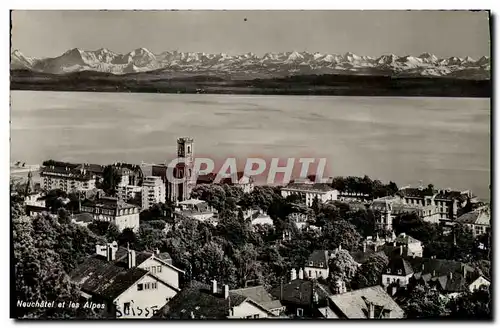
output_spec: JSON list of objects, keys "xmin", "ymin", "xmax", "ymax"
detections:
[
  {"xmin": 80, "ymin": 196, "xmax": 140, "ymax": 232},
  {"xmin": 141, "ymin": 176, "xmax": 166, "ymax": 209},
  {"xmin": 40, "ymin": 163, "xmax": 98, "ymax": 193},
  {"xmin": 281, "ymin": 180, "xmax": 339, "ymax": 207}
]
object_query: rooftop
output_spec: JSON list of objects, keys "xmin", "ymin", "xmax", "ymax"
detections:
[
  {"xmin": 282, "ymin": 183, "xmax": 334, "ymax": 193},
  {"xmin": 456, "ymin": 207, "xmax": 490, "ymax": 226},
  {"xmin": 306, "ymin": 250, "xmax": 329, "ymax": 269},
  {"xmin": 270, "ymin": 279, "xmax": 332, "ymax": 307},
  {"xmin": 328, "ymin": 285, "xmax": 405, "ymax": 319}
]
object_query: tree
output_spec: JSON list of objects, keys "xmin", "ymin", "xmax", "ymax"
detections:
[
  {"xmin": 329, "ymin": 249, "xmax": 358, "ymax": 284},
  {"xmin": 401, "ymin": 285, "xmax": 447, "ymax": 318},
  {"xmin": 321, "ymin": 220, "xmax": 362, "ymax": 252},
  {"xmin": 351, "ymin": 253, "xmax": 388, "ymax": 289},
  {"xmin": 447, "ymin": 289, "xmax": 491, "ymax": 319},
  {"xmin": 99, "ymin": 165, "xmax": 121, "ymax": 196},
  {"xmin": 117, "ymin": 228, "xmax": 137, "ymax": 248}
]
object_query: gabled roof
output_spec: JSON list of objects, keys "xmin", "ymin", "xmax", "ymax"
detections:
[
  {"xmin": 328, "ymin": 286, "xmax": 405, "ymax": 319},
  {"xmin": 155, "ymin": 281, "xmax": 249, "ymax": 319},
  {"xmin": 395, "ymin": 233, "xmax": 421, "ymax": 245},
  {"xmin": 456, "ymin": 207, "xmax": 490, "ymax": 226},
  {"xmin": 269, "ymin": 279, "xmax": 332, "ymax": 307},
  {"xmin": 282, "ymin": 183, "xmax": 334, "ymax": 193},
  {"xmin": 230, "ymin": 285, "xmax": 283, "ymax": 311},
  {"xmin": 69, "ymin": 255, "xmax": 148, "ymax": 301},
  {"xmin": 404, "ymin": 256, "xmax": 475, "ymax": 279},
  {"xmin": 306, "ymin": 250, "xmax": 329, "ymax": 268},
  {"xmin": 385, "ymin": 257, "xmax": 413, "ymax": 276}
]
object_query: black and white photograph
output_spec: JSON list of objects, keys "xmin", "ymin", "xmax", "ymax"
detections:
[{"xmin": 9, "ymin": 9, "xmax": 491, "ymax": 320}]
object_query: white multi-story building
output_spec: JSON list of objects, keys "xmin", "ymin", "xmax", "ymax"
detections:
[
  {"xmin": 281, "ymin": 181, "xmax": 339, "ymax": 207},
  {"xmin": 40, "ymin": 164, "xmax": 97, "ymax": 193},
  {"xmin": 142, "ymin": 176, "xmax": 166, "ymax": 210},
  {"xmin": 70, "ymin": 242, "xmax": 184, "ymax": 319},
  {"xmin": 304, "ymin": 250, "xmax": 330, "ymax": 279},
  {"xmin": 80, "ymin": 196, "xmax": 140, "ymax": 232}
]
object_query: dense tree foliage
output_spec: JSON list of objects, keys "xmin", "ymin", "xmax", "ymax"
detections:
[
  {"xmin": 447, "ymin": 289, "xmax": 492, "ymax": 319},
  {"xmin": 350, "ymin": 253, "xmax": 388, "ymax": 289},
  {"xmin": 401, "ymin": 285, "xmax": 447, "ymax": 319},
  {"xmin": 98, "ymin": 165, "xmax": 121, "ymax": 196},
  {"xmin": 330, "ymin": 175, "xmax": 398, "ymax": 199}
]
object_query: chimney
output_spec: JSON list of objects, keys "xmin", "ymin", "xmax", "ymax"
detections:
[
  {"xmin": 448, "ymin": 272, "xmax": 453, "ymax": 280},
  {"xmin": 106, "ymin": 242, "xmax": 118, "ymax": 261},
  {"xmin": 212, "ymin": 279, "xmax": 217, "ymax": 294},
  {"xmin": 338, "ymin": 244, "xmax": 342, "ymax": 251},
  {"xmin": 342, "ymin": 281, "xmax": 347, "ymax": 294},
  {"xmin": 190, "ymin": 311, "xmax": 195, "ymax": 319},
  {"xmin": 463, "ymin": 265, "xmax": 467, "ymax": 278},
  {"xmin": 399, "ymin": 246, "xmax": 403, "ymax": 256},
  {"xmin": 432, "ymin": 270, "xmax": 436, "ymax": 277},
  {"xmin": 291, "ymin": 268, "xmax": 297, "ymax": 281},
  {"xmin": 368, "ymin": 301, "xmax": 375, "ymax": 319},
  {"xmin": 391, "ymin": 285, "xmax": 398, "ymax": 296},
  {"xmin": 127, "ymin": 249, "xmax": 136, "ymax": 268},
  {"xmin": 298, "ymin": 268, "xmax": 304, "ymax": 280},
  {"xmin": 223, "ymin": 285, "xmax": 229, "ymax": 299},
  {"xmin": 154, "ymin": 248, "xmax": 160, "ymax": 255},
  {"xmin": 363, "ymin": 242, "xmax": 367, "ymax": 253},
  {"xmin": 421, "ymin": 264, "xmax": 425, "ymax": 272}
]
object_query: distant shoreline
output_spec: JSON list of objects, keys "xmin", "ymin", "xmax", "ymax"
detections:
[{"xmin": 10, "ymin": 70, "xmax": 491, "ymax": 98}]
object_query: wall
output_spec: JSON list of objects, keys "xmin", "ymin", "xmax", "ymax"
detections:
[
  {"xmin": 229, "ymin": 300, "xmax": 270, "ymax": 319},
  {"xmin": 468, "ymin": 276, "xmax": 490, "ymax": 292},
  {"xmin": 381, "ymin": 274, "xmax": 413, "ymax": 287},
  {"xmin": 138, "ymin": 257, "xmax": 180, "ymax": 289},
  {"xmin": 304, "ymin": 266, "xmax": 329, "ymax": 279},
  {"xmin": 115, "ymin": 212, "xmax": 140, "ymax": 232},
  {"xmin": 114, "ymin": 275, "xmax": 177, "ymax": 319}
]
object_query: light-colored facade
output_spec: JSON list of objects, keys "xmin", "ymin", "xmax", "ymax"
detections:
[
  {"xmin": 468, "ymin": 276, "xmax": 490, "ymax": 292},
  {"xmin": 40, "ymin": 165, "xmax": 96, "ymax": 193},
  {"xmin": 80, "ymin": 197, "xmax": 140, "ymax": 232},
  {"xmin": 281, "ymin": 182, "xmax": 339, "ymax": 207},
  {"xmin": 142, "ymin": 176, "xmax": 166, "ymax": 209},
  {"xmin": 456, "ymin": 206, "xmax": 491, "ymax": 237},
  {"xmin": 117, "ymin": 184, "xmax": 142, "ymax": 203},
  {"xmin": 175, "ymin": 199, "xmax": 218, "ymax": 225},
  {"xmin": 167, "ymin": 137, "xmax": 194, "ymax": 202},
  {"xmin": 304, "ymin": 250, "xmax": 330, "ymax": 280}
]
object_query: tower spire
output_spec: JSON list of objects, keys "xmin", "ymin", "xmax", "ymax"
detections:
[{"xmin": 24, "ymin": 170, "xmax": 34, "ymax": 197}]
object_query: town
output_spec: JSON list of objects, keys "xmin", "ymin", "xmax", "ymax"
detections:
[{"xmin": 11, "ymin": 136, "xmax": 491, "ymax": 319}]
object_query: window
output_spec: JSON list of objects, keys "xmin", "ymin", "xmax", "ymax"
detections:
[
  {"xmin": 151, "ymin": 266, "xmax": 156, "ymax": 274},
  {"xmin": 152, "ymin": 282, "xmax": 158, "ymax": 289},
  {"xmin": 137, "ymin": 283, "xmax": 143, "ymax": 291},
  {"xmin": 387, "ymin": 269, "xmax": 391, "ymax": 273},
  {"xmin": 145, "ymin": 283, "xmax": 150, "ymax": 289},
  {"xmin": 387, "ymin": 277, "xmax": 390, "ymax": 284},
  {"xmin": 157, "ymin": 266, "xmax": 162, "ymax": 273},
  {"xmin": 397, "ymin": 269, "xmax": 402, "ymax": 275},
  {"xmin": 309, "ymin": 261, "xmax": 313, "ymax": 266},
  {"xmin": 297, "ymin": 308, "xmax": 304, "ymax": 317},
  {"xmin": 124, "ymin": 302, "xmax": 131, "ymax": 314},
  {"xmin": 309, "ymin": 270, "xmax": 312, "ymax": 277},
  {"xmin": 319, "ymin": 262, "xmax": 324, "ymax": 268},
  {"xmin": 253, "ymin": 314, "xmax": 259, "ymax": 318},
  {"xmin": 246, "ymin": 315, "xmax": 252, "ymax": 319}
]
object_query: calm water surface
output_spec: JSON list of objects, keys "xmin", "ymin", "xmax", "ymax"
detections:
[{"xmin": 10, "ymin": 91, "xmax": 491, "ymax": 200}]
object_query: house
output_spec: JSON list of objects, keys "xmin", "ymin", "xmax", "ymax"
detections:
[
  {"xmin": 281, "ymin": 181, "xmax": 339, "ymax": 207},
  {"xmin": 71, "ymin": 213, "xmax": 94, "ymax": 227},
  {"xmin": 304, "ymin": 250, "xmax": 330, "ymax": 280},
  {"xmin": 381, "ymin": 256, "xmax": 414, "ymax": 288},
  {"xmin": 141, "ymin": 176, "xmax": 166, "ymax": 210},
  {"xmin": 155, "ymin": 280, "xmax": 276, "ymax": 319},
  {"xmin": 80, "ymin": 196, "xmax": 140, "ymax": 232},
  {"xmin": 70, "ymin": 242, "xmax": 184, "ymax": 319},
  {"xmin": 197, "ymin": 172, "xmax": 255, "ymax": 194},
  {"xmin": 174, "ymin": 199, "xmax": 218, "ymax": 225},
  {"xmin": 230, "ymin": 285, "xmax": 285, "ymax": 316},
  {"xmin": 396, "ymin": 186, "xmax": 473, "ymax": 222},
  {"xmin": 394, "ymin": 233, "xmax": 423, "ymax": 257},
  {"xmin": 456, "ymin": 206, "xmax": 491, "ymax": 237},
  {"xmin": 40, "ymin": 162, "xmax": 99, "ymax": 193},
  {"xmin": 387, "ymin": 255, "xmax": 488, "ymax": 298},
  {"xmin": 23, "ymin": 171, "xmax": 47, "ymax": 216},
  {"xmin": 269, "ymin": 269, "xmax": 333, "ymax": 318},
  {"xmin": 116, "ymin": 173, "xmax": 142, "ymax": 203},
  {"xmin": 327, "ymin": 286, "xmax": 405, "ymax": 319},
  {"xmin": 250, "ymin": 212, "xmax": 274, "ymax": 228}
]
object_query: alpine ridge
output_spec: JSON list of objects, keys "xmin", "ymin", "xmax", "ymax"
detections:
[{"xmin": 11, "ymin": 48, "xmax": 490, "ymax": 79}]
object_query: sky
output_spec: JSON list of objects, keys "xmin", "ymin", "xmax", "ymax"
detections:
[{"xmin": 11, "ymin": 10, "xmax": 491, "ymax": 59}]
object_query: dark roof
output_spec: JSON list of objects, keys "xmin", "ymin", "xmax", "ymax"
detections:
[
  {"xmin": 283, "ymin": 183, "xmax": 334, "ymax": 193},
  {"xmin": 456, "ymin": 207, "xmax": 490, "ymax": 226},
  {"xmin": 328, "ymin": 286, "xmax": 405, "ymax": 319},
  {"xmin": 434, "ymin": 190, "xmax": 465, "ymax": 201},
  {"xmin": 196, "ymin": 173, "xmax": 216, "ymax": 184},
  {"xmin": 40, "ymin": 165, "xmax": 95, "ymax": 181},
  {"xmin": 72, "ymin": 213, "xmax": 94, "ymax": 223},
  {"xmin": 396, "ymin": 188, "xmax": 434, "ymax": 198},
  {"xmin": 306, "ymin": 250, "xmax": 329, "ymax": 268},
  {"xmin": 70, "ymin": 255, "xmax": 148, "ymax": 300},
  {"xmin": 404, "ymin": 256, "xmax": 475, "ymax": 279},
  {"xmin": 395, "ymin": 233, "xmax": 421, "ymax": 245},
  {"xmin": 81, "ymin": 197, "xmax": 138, "ymax": 211},
  {"xmin": 385, "ymin": 257, "xmax": 414, "ymax": 276},
  {"xmin": 155, "ymin": 281, "xmax": 248, "ymax": 319},
  {"xmin": 77, "ymin": 163, "xmax": 105, "ymax": 175},
  {"xmin": 230, "ymin": 286, "xmax": 283, "ymax": 311},
  {"xmin": 270, "ymin": 279, "xmax": 332, "ymax": 307}
]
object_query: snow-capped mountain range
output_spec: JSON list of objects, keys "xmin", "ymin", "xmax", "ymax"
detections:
[{"xmin": 11, "ymin": 48, "xmax": 491, "ymax": 79}]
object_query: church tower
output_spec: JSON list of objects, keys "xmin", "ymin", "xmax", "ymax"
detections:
[
  {"xmin": 167, "ymin": 137, "xmax": 194, "ymax": 202},
  {"xmin": 24, "ymin": 170, "xmax": 35, "ymax": 198}
]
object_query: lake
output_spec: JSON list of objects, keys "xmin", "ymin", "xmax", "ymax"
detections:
[{"xmin": 10, "ymin": 91, "xmax": 491, "ymax": 200}]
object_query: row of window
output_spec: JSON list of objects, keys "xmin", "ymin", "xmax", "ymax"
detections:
[
  {"xmin": 307, "ymin": 261, "xmax": 324, "ymax": 268},
  {"xmin": 137, "ymin": 282, "xmax": 158, "ymax": 291},
  {"xmin": 245, "ymin": 314, "xmax": 260, "ymax": 319},
  {"xmin": 144, "ymin": 265, "xmax": 162, "ymax": 274}
]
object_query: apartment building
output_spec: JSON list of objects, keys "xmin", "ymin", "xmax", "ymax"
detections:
[{"xmin": 142, "ymin": 176, "xmax": 166, "ymax": 210}]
